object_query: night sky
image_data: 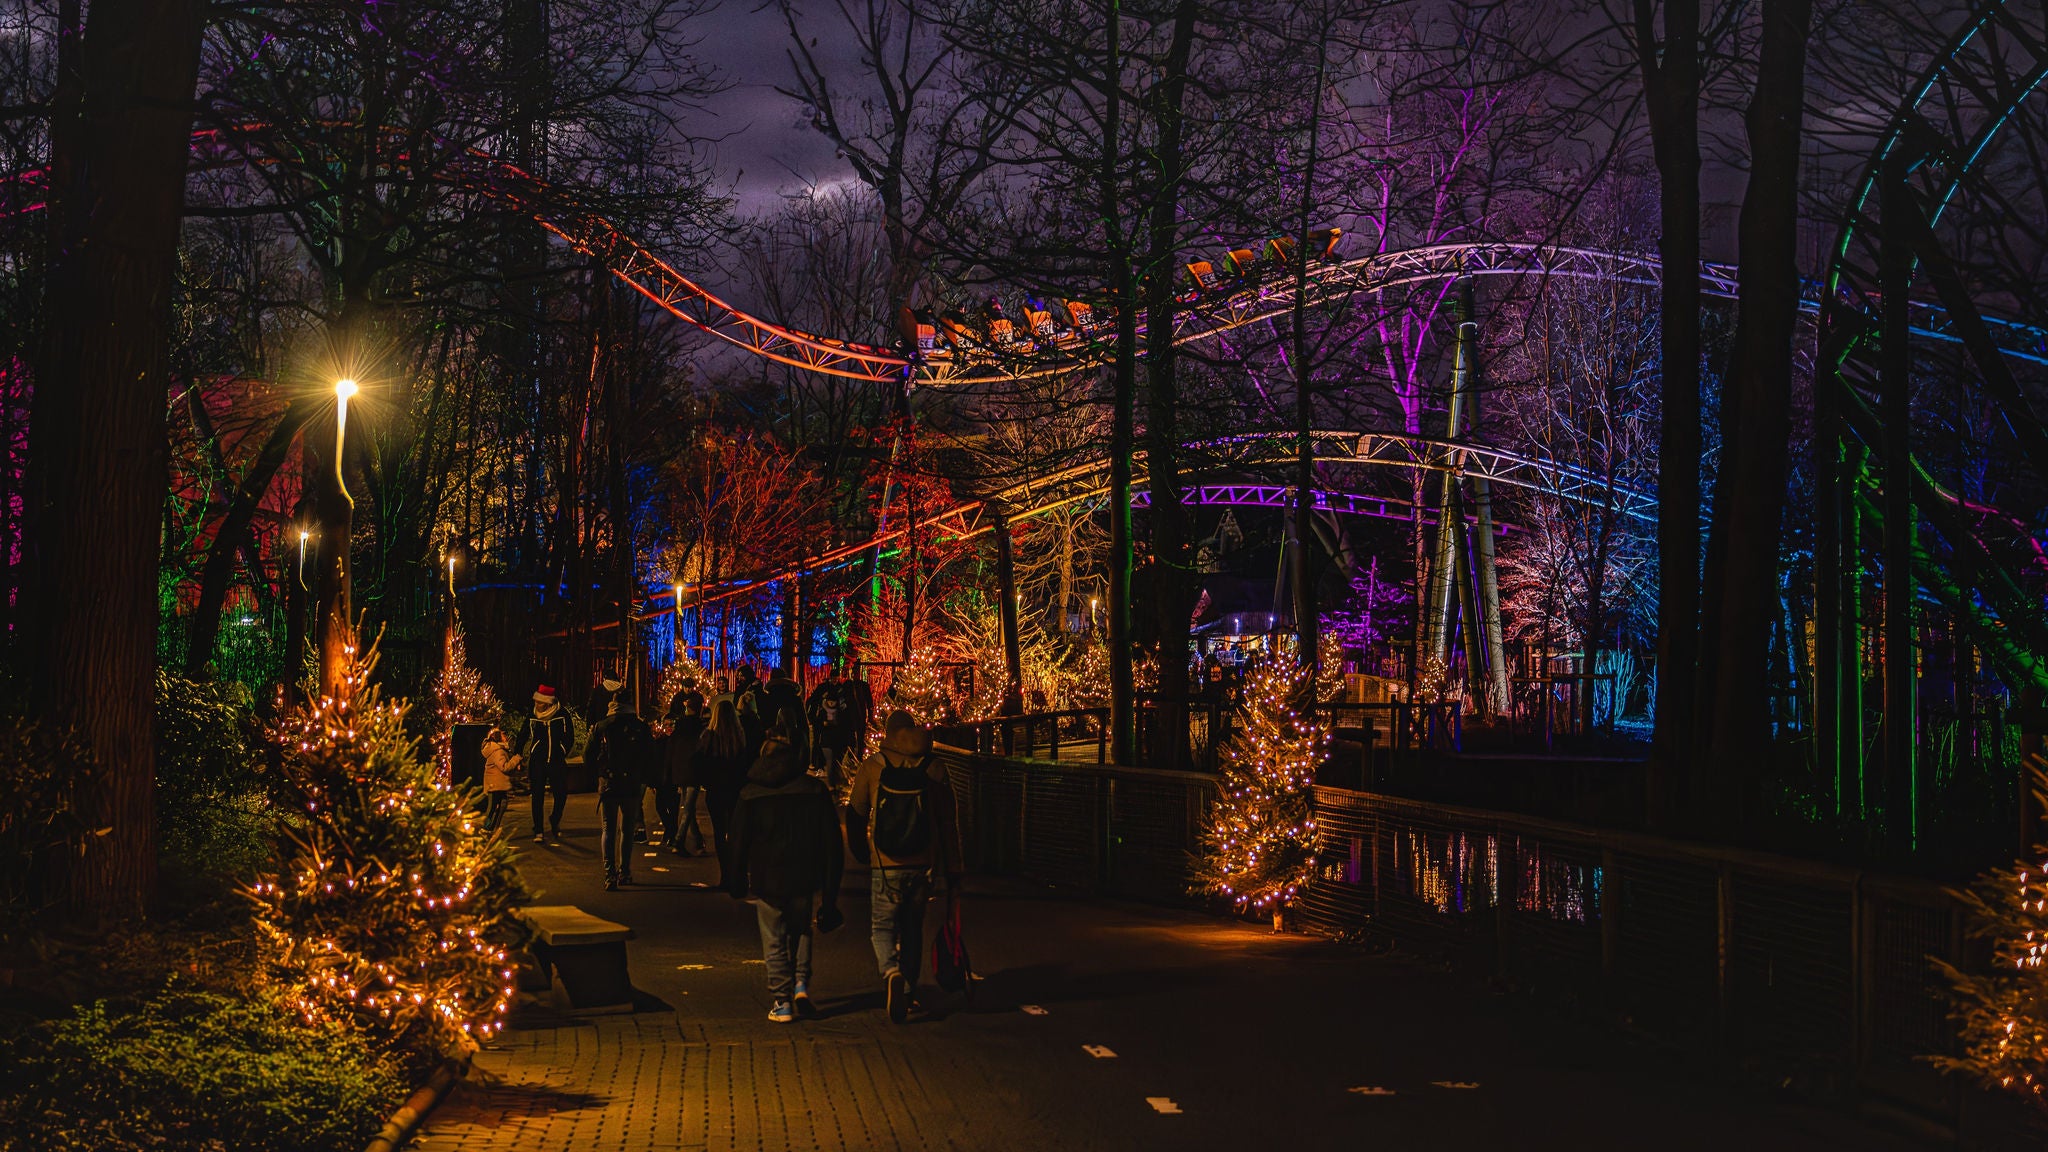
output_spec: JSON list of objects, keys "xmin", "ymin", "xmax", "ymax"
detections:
[{"xmin": 695, "ymin": 1, "xmax": 856, "ymax": 212}]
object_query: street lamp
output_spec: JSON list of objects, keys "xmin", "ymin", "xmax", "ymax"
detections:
[
  {"xmin": 333, "ymin": 378, "xmax": 358, "ymax": 506},
  {"xmin": 297, "ymin": 528, "xmax": 311, "ymax": 589}
]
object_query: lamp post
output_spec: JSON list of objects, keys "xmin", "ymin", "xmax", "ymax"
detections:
[
  {"xmin": 312, "ymin": 376, "xmax": 357, "ymax": 694},
  {"xmin": 674, "ymin": 582, "xmax": 686, "ymax": 659}
]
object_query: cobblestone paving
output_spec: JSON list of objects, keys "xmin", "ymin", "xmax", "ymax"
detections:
[{"xmin": 413, "ymin": 795, "xmax": 1929, "ymax": 1152}]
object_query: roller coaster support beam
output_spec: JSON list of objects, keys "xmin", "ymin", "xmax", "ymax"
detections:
[
  {"xmin": 1880, "ymin": 149, "xmax": 1919, "ymax": 851},
  {"xmin": 1813, "ymin": 338, "xmax": 1850, "ymax": 817},
  {"xmin": 1423, "ymin": 316, "xmax": 1472, "ymax": 679},
  {"xmin": 1459, "ymin": 280, "xmax": 1510, "ymax": 717}
]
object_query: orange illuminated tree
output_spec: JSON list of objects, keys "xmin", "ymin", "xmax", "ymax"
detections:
[
  {"xmin": 248, "ymin": 630, "xmax": 528, "ymax": 1061},
  {"xmin": 1935, "ymin": 766, "xmax": 2048, "ymax": 1107},
  {"xmin": 1193, "ymin": 656, "xmax": 1327, "ymax": 916}
]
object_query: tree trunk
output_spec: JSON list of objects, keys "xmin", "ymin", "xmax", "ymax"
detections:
[
  {"xmin": 1143, "ymin": 0, "xmax": 1198, "ymax": 770},
  {"xmin": 1103, "ymin": 0, "xmax": 1136, "ymax": 766},
  {"xmin": 1290, "ymin": 16, "xmax": 1330, "ymax": 699},
  {"xmin": 1638, "ymin": 0, "xmax": 1701, "ymax": 827},
  {"xmin": 1698, "ymin": 0, "xmax": 1811, "ymax": 829},
  {"xmin": 32, "ymin": 0, "xmax": 204, "ymax": 916}
]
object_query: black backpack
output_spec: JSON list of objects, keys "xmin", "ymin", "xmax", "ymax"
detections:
[
  {"xmin": 601, "ymin": 716, "xmax": 651, "ymax": 782},
  {"xmin": 870, "ymin": 755, "xmax": 934, "ymax": 859}
]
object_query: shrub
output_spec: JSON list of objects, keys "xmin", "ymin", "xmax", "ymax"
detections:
[
  {"xmin": 0, "ymin": 718, "xmax": 98, "ymax": 936},
  {"xmin": 156, "ymin": 672, "xmax": 268, "ymax": 882},
  {"xmin": 0, "ymin": 985, "xmax": 403, "ymax": 1152}
]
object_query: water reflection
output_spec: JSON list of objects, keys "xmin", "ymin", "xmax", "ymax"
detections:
[{"xmin": 1354, "ymin": 825, "xmax": 1600, "ymax": 924}]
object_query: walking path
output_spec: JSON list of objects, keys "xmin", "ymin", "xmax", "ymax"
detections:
[{"xmin": 415, "ymin": 796, "xmax": 1927, "ymax": 1151}]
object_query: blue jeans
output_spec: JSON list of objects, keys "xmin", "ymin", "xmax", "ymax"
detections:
[
  {"xmin": 756, "ymin": 894, "xmax": 815, "ymax": 1002},
  {"xmin": 599, "ymin": 785, "xmax": 642, "ymax": 881},
  {"xmin": 870, "ymin": 867, "xmax": 930, "ymax": 985}
]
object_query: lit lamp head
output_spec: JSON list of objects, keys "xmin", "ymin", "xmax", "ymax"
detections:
[{"xmin": 334, "ymin": 377, "xmax": 359, "ymax": 401}]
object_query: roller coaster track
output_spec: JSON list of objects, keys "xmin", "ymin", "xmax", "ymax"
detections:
[
  {"xmin": 681, "ymin": 427, "xmax": 1643, "ymax": 609},
  {"xmin": 1818, "ymin": 0, "xmax": 2048, "ymax": 700},
  {"xmin": 9, "ymin": 129, "xmax": 2046, "ymax": 384}
]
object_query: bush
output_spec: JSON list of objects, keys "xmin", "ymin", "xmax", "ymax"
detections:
[
  {"xmin": 0, "ymin": 985, "xmax": 403, "ymax": 1152},
  {"xmin": 156, "ymin": 672, "xmax": 267, "ymax": 882},
  {"xmin": 0, "ymin": 717, "xmax": 98, "ymax": 937}
]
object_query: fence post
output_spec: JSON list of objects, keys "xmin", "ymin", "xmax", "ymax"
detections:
[{"xmin": 1715, "ymin": 864, "xmax": 1735, "ymax": 1042}]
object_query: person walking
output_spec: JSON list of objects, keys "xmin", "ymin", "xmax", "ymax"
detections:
[
  {"xmin": 807, "ymin": 672, "xmax": 854, "ymax": 788},
  {"xmin": 663, "ymin": 691, "xmax": 709, "ymax": 855},
  {"xmin": 522, "ymin": 684, "xmax": 573, "ymax": 843},
  {"xmin": 479, "ymin": 726, "xmax": 520, "ymax": 833},
  {"xmin": 695, "ymin": 697, "xmax": 752, "ymax": 886},
  {"xmin": 724, "ymin": 708, "xmax": 846, "ymax": 1023},
  {"xmin": 846, "ymin": 709, "xmax": 958, "ymax": 1023},
  {"xmin": 732, "ymin": 664, "xmax": 765, "ymax": 750},
  {"xmin": 845, "ymin": 671, "xmax": 875, "ymax": 759},
  {"xmin": 587, "ymin": 692, "xmax": 656, "ymax": 890}
]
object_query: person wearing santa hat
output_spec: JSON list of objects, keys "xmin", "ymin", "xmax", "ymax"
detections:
[{"xmin": 521, "ymin": 683, "xmax": 574, "ymax": 843}]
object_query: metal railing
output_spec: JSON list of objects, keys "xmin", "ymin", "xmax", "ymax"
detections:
[
  {"xmin": 1316, "ymin": 701, "xmax": 1463, "ymax": 755},
  {"xmin": 1295, "ymin": 786, "xmax": 2011, "ymax": 1134},
  {"xmin": 954, "ymin": 699, "xmax": 1229, "ymax": 771},
  {"xmin": 933, "ymin": 743, "xmax": 1217, "ymax": 905}
]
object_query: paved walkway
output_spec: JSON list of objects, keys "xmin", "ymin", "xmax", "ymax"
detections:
[{"xmin": 415, "ymin": 795, "xmax": 1928, "ymax": 1151}]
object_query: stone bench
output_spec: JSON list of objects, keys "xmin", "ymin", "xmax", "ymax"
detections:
[{"xmin": 518, "ymin": 904, "xmax": 636, "ymax": 1015}]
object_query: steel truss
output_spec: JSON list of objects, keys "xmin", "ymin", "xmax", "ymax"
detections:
[
  {"xmin": 685, "ymin": 427, "xmax": 1634, "ymax": 609},
  {"xmin": 1814, "ymin": 0, "xmax": 2048, "ymax": 842}
]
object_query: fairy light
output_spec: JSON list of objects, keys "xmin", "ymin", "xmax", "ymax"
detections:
[
  {"xmin": 1938, "ymin": 839, "xmax": 2048, "ymax": 1098},
  {"xmin": 245, "ymin": 626, "xmax": 529, "ymax": 1059},
  {"xmin": 1193, "ymin": 656, "xmax": 1327, "ymax": 915},
  {"xmin": 432, "ymin": 621, "xmax": 499, "ymax": 780}
]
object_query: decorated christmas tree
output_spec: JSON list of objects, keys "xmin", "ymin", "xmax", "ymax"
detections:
[
  {"xmin": 653, "ymin": 652, "xmax": 720, "ymax": 723},
  {"xmin": 883, "ymin": 652, "xmax": 957, "ymax": 726},
  {"xmin": 1934, "ymin": 766, "xmax": 2048, "ymax": 1106},
  {"xmin": 1193, "ymin": 656, "xmax": 1328, "ymax": 915},
  {"xmin": 249, "ymin": 631, "xmax": 530, "ymax": 1061},
  {"xmin": 432, "ymin": 620, "xmax": 500, "ymax": 780}
]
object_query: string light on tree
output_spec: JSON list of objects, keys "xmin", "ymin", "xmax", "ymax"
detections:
[
  {"xmin": 1934, "ymin": 766, "xmax": 2048, "ymax": 1107},
  {"xmin": 433, "ymin": 618, "xmax": 501, "ymax": 780},
  {"xmin": 1193, "ymin": 656, "xmax": 1328, "ymax": 918},
  {"xmin": 249, "ymin": 629, "xmax": 529, "ymax": 1059}
]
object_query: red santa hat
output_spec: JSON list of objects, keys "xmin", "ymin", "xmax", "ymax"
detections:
[{"xmin": 532, "ymin": 684, "xmax": 557, "ymax": 706}]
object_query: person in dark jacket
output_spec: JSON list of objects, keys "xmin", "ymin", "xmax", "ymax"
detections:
[
  {"xmin": 663, "ymin": 691, "xmax": 708, "ymax": 855},
  {"xmin": 695, "ymin": 696, "xmax": 752, "ymax": 886},
  {"xmin": 725, "ymin": 710, "xmax": 845, "ymax": 1023},
  {"xmin": 846, "ymin": 709, "xmax": 957, "ymax": 1023},
  {"xmin": 521, "ymin": 684, "xmax": 573, "ymax": 843},
  {"xmin": 587, "ymin": 695, "xmax": 656, "ymax": 890}
]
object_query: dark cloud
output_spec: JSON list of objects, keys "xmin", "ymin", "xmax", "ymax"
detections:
[{"xmin": 689, "ymin": 1, "xmax": 856, "ymax": 211}]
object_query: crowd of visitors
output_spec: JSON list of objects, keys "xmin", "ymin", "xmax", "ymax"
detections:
[{"xmin": 496, "ymin": 663, "xmax": 953, "ymax": 1023}]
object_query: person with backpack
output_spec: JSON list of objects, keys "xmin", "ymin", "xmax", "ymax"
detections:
[
  {"xmin": 587, "ymin": 693, "xmax": 656, "ymax": 890},
  {"xmin": 845, "ymin": 709, "xmax": 958, "ymax": 1023},
  {"xmin": 521, "ymin": 684, "xmax": 573, "ymax": 843},
  {"xmin": 725, "ymin": 706, "xmax": 846, "ymax": 1023}
]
